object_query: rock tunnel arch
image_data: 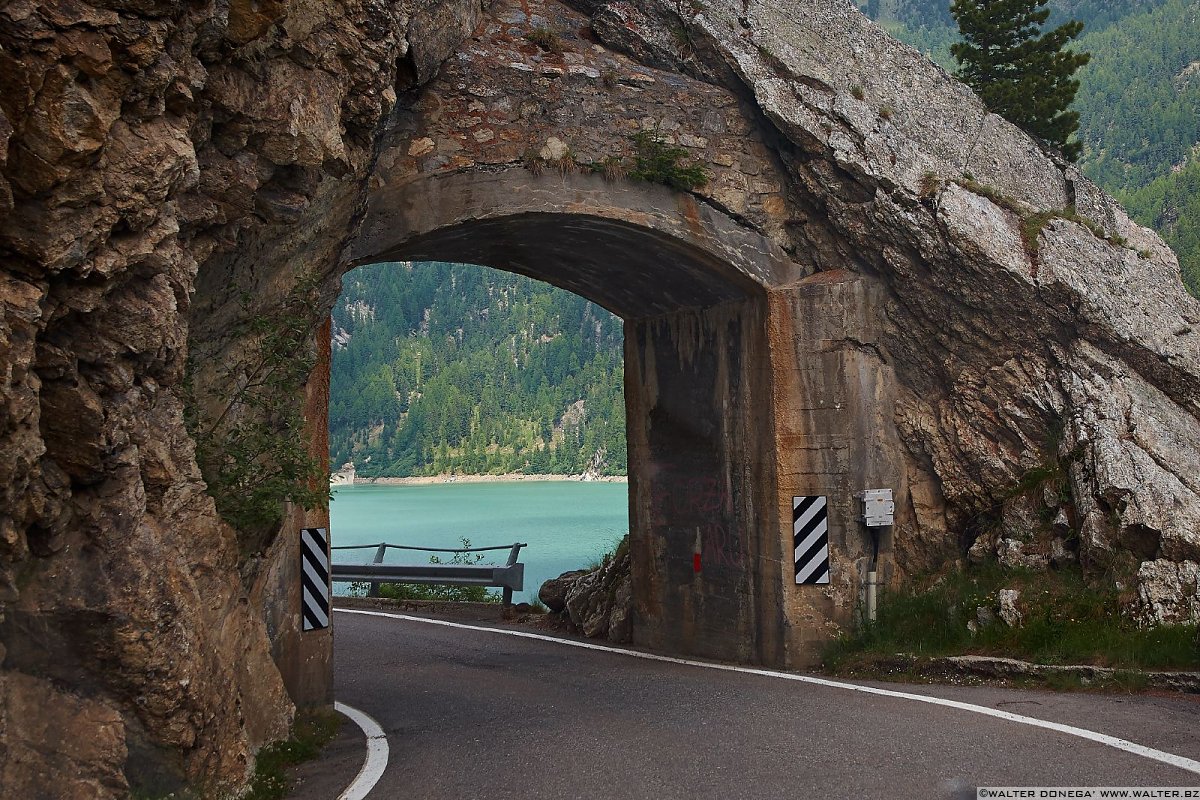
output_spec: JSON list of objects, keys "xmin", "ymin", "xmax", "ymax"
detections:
[
  {"xmin": 339, "ymin": 168, "xmax": 800, "ymax": 665},
  {"xmin": 7, "ymin": 0, "xmax": 1200, "ymax": 792}
]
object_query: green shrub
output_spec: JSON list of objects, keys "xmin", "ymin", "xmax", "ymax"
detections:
[
  {"xmin": 526, "ymin": 26, "xmax": 562, "ymax": 54},
  {"xmin": 378, "ymin": 538, "xmax": 502, "ymax": 603},
  {"xmin": 822, "ymin": 562, "xmax": 1199, "ymax": 672},
  {"xmin": 186, "ymin": 272, "xmax": 329, "ymax": 554},
  {"xmin": 628, "ymin": 130, "xmax": 709, "ymax": 191}
]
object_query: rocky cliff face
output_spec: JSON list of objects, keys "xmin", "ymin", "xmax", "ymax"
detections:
[
  {"xmin": 0, "ymin": 0, "xmax": 465, "ymax": 794},
  {"xmin": 1, "ymin": 0, "xmax": 1198, "ymax": 794},
  {"xmin": 649, "ymin": 0, "xmax": 1200, "ymax": 623}
]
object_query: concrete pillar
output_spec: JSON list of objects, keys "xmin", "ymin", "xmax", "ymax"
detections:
[
  {"xmin": 625, "ymin": 299, "xmax": 785, "ymax": 666},
  {"xmin": 766, "ymin": 272, "xmax": 908, "ymax": 667}
]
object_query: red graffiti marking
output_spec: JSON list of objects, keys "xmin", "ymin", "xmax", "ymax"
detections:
[
  {"xmin": 647, "ymin": 470, "xmax": 743, "ymax": 570},
  {"xmin": 701, "ymin": 522, "xmax": 744, "ymax": 568}
]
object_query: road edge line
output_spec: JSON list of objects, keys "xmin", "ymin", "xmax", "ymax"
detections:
[
  {"xmin": 335, "ymin": 607, "xmax": 1200, "ymax": 777},
  {"xmin": 334, "ymin": 700, "xmax": 389, "ymax": 800}
]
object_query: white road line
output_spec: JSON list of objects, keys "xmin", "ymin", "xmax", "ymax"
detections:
[
  {"xmin": 335, "ymin": 607, "xmax": 1200, "ymax": 777},
  {"xmin": 334, "ymin": 701, "xmax": 389, "ymax": 800}
]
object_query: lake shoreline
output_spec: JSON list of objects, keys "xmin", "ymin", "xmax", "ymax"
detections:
[
  {"xmin": 329, "ymin": 480, "xmax": 628, "ymax": 602},
  {"xmin": 354, "ymin": 473, "xmax": 628, "ymax": 486}
]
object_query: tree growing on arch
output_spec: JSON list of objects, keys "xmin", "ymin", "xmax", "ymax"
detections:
[{"xmin": 950, "ymin": 0, "xmax": 1091, "ymax": 161}]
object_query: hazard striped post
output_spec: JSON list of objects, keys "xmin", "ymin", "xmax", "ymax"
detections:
[
  {"xmin": 793, "ymin": 496, "xmax": 830, "ymax": 585},
  {"xmin": 301, "ymin": 527, "xmax": 331, "ymax": 631}
]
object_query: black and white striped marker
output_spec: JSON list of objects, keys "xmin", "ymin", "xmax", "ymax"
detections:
[
  {"xmin": 301, "ymin": 527, "xmax": 331, "ymax": 631},
  {"xmin": 793, "ymin": 496, "xmax": 830, "ymax": 585}
]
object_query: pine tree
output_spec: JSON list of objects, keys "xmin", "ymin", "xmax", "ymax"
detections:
[{"xmin": 950, "ymin": 0, "xmax": 1091, "ymax": 160}]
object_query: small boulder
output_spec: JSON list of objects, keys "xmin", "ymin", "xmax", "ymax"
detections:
[
  {"xmin": 998, "ymin": 588, "xmax": 1023, "ymax": 627},
  {"xmin": 1049, "ymin": 536, "xmax": 1076, "ymax": 567},
  {"xmin": 975, "ymin": 605, "xmax": 996, "ymax": 628},
  {"xmin": 539, "ymin": 570, "xmax": 586, "ymax": 613}
]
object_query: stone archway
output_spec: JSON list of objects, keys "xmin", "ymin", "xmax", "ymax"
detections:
[
  {"xmin": 346, "ymin": 169, "xmax": 800, "ymax": 665},
  {"xmin": 4, "ymin": 0, "xmax": 1198, "ymax": 794}
]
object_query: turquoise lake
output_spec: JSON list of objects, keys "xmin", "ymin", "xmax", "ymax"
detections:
[{"xmin": 328, "ymin": 481, "xmax": 629, "ymax": 602}]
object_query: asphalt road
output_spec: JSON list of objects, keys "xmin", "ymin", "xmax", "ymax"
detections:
[{"xmin": 300, "ymin": 609, "xmax": 1200, "ymax": 800}]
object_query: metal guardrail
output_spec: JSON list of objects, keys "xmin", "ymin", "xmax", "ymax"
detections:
[{"xmin": 330, "ymin": 542, "xmax": 526, "ymax": 605}]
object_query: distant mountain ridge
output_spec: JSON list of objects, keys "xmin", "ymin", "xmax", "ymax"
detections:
[{"xmin": 329, "ymin": 261, "xmax": 627, "ymax": 478}]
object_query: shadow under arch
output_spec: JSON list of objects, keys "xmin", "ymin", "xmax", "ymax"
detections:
[{"xmin": 340, "ymin": 167, "xmax": 799, "ymax": 664}]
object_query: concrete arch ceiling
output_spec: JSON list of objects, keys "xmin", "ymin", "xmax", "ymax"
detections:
[
  {"xmin": 348, "ymin": 172, "xmax": 788, "ymax": 318},
  {"xmin": 2, "ymin": 0, "xmax": 1199, "ymax": 795}
]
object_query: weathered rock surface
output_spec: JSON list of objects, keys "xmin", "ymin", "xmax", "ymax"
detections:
[
  {"xmin": 0, "ymin": 671, "xmax": 129, "ymax": 798},
  {"xmin": 2, "ymin": 0, "xmax": 1199, "ymax": 791},
  {"xmin": 1136, "ymin": 560, "xmax": 1200, "ymax": 626},
  {"xmin": 539, "ymin": 569, "xmax": 587, "ymax": 613},
  {"xmin": 543, "ymin": 544, "xmax": 633, "ymax": 643},
  {"xmin": 997, "ymin": 589, "xmax": 1023, "ymax": 628},
  {"xmin": 0, "ymin": 0, "xmax": 437, "ymax": 794}
]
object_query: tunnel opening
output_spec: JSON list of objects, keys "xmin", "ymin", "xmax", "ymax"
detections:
[
  {"xmin": 336, "ymin": 169, "xmax": 797, "ymax": 665},
  {"xmin": 327, "ymin": 258, "xmax": 631, "ymax": 607},
  {"xmin": 182, "ymin": 167, "xmax": 805, "ymax": 718}
]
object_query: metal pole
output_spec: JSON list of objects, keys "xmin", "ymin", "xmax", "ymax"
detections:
[
  {"xmin": 866, "ymin": 570, "xmax": 878, "ymax": 622},
  {"xmin": 368, "ymin": 543, "xmax": 387, "ymax": 598},
  {"xmin": 502, "ymin": 543, "xmax": 525, "ymax": 606}
]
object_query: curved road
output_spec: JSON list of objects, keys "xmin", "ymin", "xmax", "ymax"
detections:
[{"xmin": 306, "ymin": 609, "xmax": 1200, "ymax": 799}]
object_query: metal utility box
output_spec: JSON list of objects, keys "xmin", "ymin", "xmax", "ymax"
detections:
[{"xmin": 858, "ymin": 489, "xmax": 894, "ymax": 527}]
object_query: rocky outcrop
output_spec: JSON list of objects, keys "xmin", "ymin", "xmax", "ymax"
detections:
[
  {"xmin": 541, "ymin": 543, "xmax": 633, "ymax": 643},
  {"xmin": 3, "ymin": 0, "xmax": 1200, "ymax": 791},
  {"xmin": 659, "ymin": 0, "xmax": 1200, "ymax": 620},
  {"xmin": 539, "ymin": 570, "xmax": 587, "ymax": 614},
  {"xmin": 1136, "ymin": 560, "xmax": 1200, "ymax": 626},
  {"xmin": 0, "ymin": 0, "xmax": 477, "ymax": 794}
]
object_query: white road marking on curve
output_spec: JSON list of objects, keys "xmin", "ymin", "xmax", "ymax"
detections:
[
  {"xmin": 335, "ymin": 607, "xmax": 1200, "ymax": 776},
  {"xmin": 334, "ymin": 701, "xmax": 389, "ymax": 800}
]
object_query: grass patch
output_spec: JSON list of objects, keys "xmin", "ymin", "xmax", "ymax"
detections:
[
  {"xmin": 378, "ymin": 582, "xmax": 501, "ymax": 603},
  {"xmin": 244, "ymin": 709, "xmax": 342, "ymax": 800},
  {"xmin": 582, "ymin": 155, "xmax": 627, "ymax": 182},
  {"xmin": 584, "ymin": 533, "xmax": 629, "ymax": 571},
  {"xmin": 628, "ymin": 130, "xmax": 709, "ymax": 191},
  {"xmin": 823, "ymin": 562, "xmax": 1199, "ymax": 673},
  {"xmin": 949, "ymin": 177, "xmax": 1131, "ymax": 258},
  {"xmin": 1021, "ymin": 205, "xmax": 1128, "ymax": 256},
  {"xmin": 525, "ymin": 26, "xmax": 562, "ymax": 54},
  {"xmin": 953, "ymin": 177, "xmax": 1027, "ymax": 215},
  {"xmin": 918, "ymin": 171, "xmax": 942, "ymax": 199}
]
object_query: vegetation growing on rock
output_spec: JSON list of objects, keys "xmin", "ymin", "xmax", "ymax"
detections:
[
  {"xmin": 823, "ymin": 561, "xmax": 1200, "ymax": 674},
  {"xmin": 188, "ymin": 274, "xmax": 329, "ymax": 549},
  {"xmin": 949, "ymin": 0, "xmax": 1091, "ymax": 160},
  {"xmin": 627, "ymin": 130, "xmax": 710, "ymax": 190}
]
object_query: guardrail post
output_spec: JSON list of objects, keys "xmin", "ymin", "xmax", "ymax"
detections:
[
  {"xmin": 502, "ymin": 543, "xmax": 525, "ymax": 606},
  {"xmin": 368, "ymin": 543, "xmax": 387, "ymax": 598}
]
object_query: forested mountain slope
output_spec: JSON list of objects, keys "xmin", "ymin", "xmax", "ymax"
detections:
[
  {"xmin": 330, "ymin": 262, "xmax": 627, "ymax": 478},
  {"xmin": 859, "ymin": 0, "xmax": 1200, "ymax": 290}
]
